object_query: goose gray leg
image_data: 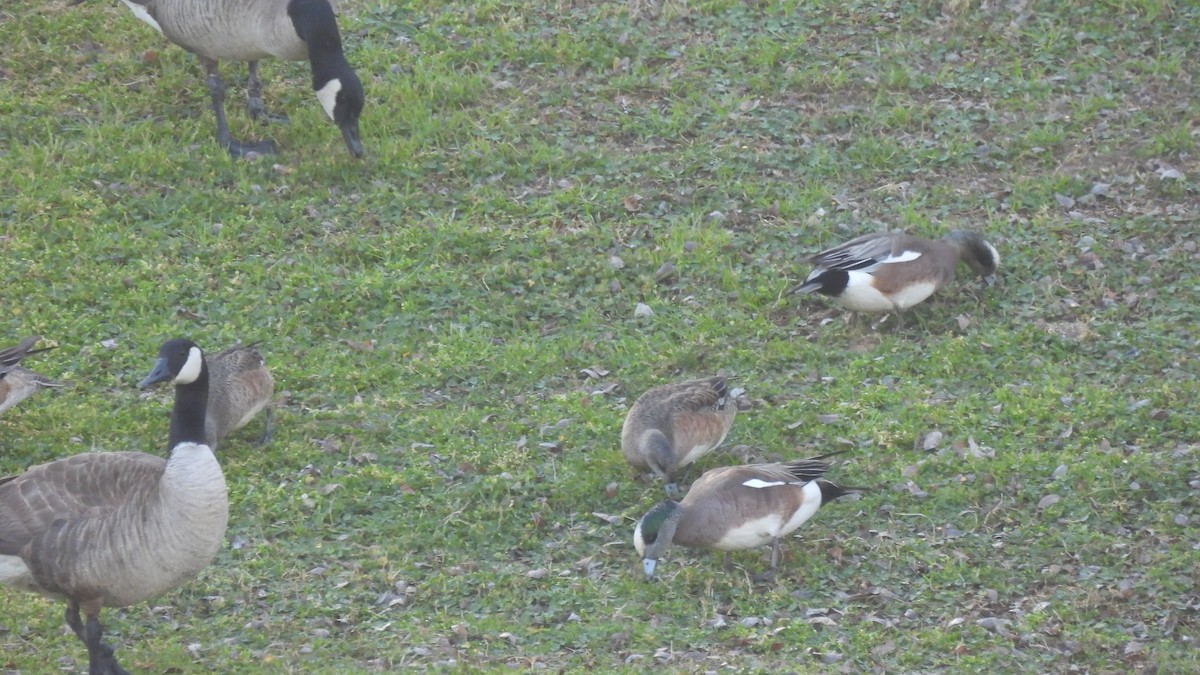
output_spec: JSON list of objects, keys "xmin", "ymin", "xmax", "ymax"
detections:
[
  {"xmin": 202, "ymin": 57, "xmax": 276, "ymax": 159},
  {"xmin": 83, "ymin": 610, "xmax": 129, "ymax": 675},
  {"xmin": 246, "ymin": 61, "xmax": 288, "ymax": 124},
  {"xmin": 255, "ymin": 407, "xmax": 273, "ymax": 446}
]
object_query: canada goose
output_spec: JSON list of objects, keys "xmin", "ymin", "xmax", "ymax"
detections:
[
  {"xmin": 633, "ymin": 454, "xmax": 861, "ymax": 581},
  {"xmin": 0, "ymin": 336, "xmax": 64, "ymax": 416},
  {"xmin": 143, "ymin": 342, "xmax": 274, "ymax": 449},
  {"xmin": 793, "ymin": 231, "xmax": 999, "ymax": 324},
  {"xmin": 621, "ymin": 376, "xmax": 738, "ymax": 499},
  {"xmin": 0, "ymin": 338, "xmax": 228, "ymax": 675},
  {"xmin": 77, "ymin": 0, "xmax": 366, "ymax": 158}
]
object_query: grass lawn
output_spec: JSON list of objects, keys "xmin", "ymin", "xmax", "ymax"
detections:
[{"xmin": 1, "ymin": 0, "xmax": 1197, "ymax": 671}]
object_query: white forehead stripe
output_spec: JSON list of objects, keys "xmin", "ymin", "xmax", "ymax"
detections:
[
  {"xmin": 742, "ymin": 479, "xmax": 787, "ymax": 489},
  {"xmin": 315, "ymin": 78, "xmax": 343, "ymax": 121},
  {"xmin": 880, "ymin": 250, "xmax": 921, "ymax": 264},
  {"xmin": 176, "ymin": 346, "xmax": 203, "ymax": 384},
  {"xmin": 121, "ymin": 0, "xmax": 164, "ymax": 33}
]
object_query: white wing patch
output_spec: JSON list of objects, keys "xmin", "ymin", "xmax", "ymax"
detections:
[
  {"xmin": 878, "ymin": 249, "xmax": 921, "ymax": 265},
  {"xmin": 120, "ymin": 0, "xmax": 164, "ymax": 34},
  {"xmin": 742, "ymin": 479, "xmax": 786, "ymax": 489},
  {"xmin": 316, "ymin": 78, "xmax": 343, "ymax": 121}
]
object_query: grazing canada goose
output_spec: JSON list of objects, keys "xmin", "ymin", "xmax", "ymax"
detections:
[
  {"xmin": 142, "ymin": 342, "xmax": 274, "ymax": 449},
  {"xmin": 621, "ymin": 376, "xmax": 738, "ymax": 499},
  {"xmin": 793, "ymin": 231, "xmax": 1000, "ymax": 324},
  {"xmin": 633, "ymin": 454, "xmax": 861, "ymax": 581},
  {"xmin": 0, "ymin": 336, "xmax": 64, "ymax": 416},
  {"xmin": 78, "ymin": 0, "xmax": 366, "ymax": 158},
  {"xmin": 0, "ymin": 337, "xmax": 228, "ymax": 675}
]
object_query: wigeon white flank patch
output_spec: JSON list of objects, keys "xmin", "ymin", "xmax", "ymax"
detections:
[
  {"xmin": 714, "ymin": 514, "xmax": 783, "ymax": 550},
  {"xmin": 120, "ymin": 0, "xmax": 163, "ymax": 34},
  {"xmin": 176, "ymin": 346, "xmax": 203, "ymax": 384},
  {"xmin": 836, "ymin": 271, "xmax": 936, "ymax": 312},
  {"xmin": 886, "ymin": 280, "xmax": 939, "ymax": 310},
  {"xmin": 315, "ymin": 78, "xmax": 343, "ymax": 121}
]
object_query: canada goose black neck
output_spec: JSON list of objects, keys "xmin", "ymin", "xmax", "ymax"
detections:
[
  {"xmin": 170, "ymin": 358, "xmax": 209, "ymax": 449},
  {"xmin": 140, "ymin": 339, "xmax": 210, "ymax": 448},
  {"xmin": 289, "ymin": 0, "xmax": 365, "ymax": 156}
]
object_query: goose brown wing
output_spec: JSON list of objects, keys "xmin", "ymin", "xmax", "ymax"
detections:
[{"xmin": 0, "ymin": 452, "xmax": 166, "ymax": 551}]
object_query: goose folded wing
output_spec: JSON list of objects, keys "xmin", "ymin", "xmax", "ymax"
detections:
[{"xmin": 0, "ymin": 452, "xmax": 167, "ymax": 543}]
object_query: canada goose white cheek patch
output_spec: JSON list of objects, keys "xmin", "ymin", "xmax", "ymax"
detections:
[
  {"xmin": 120, "ymin": 0, "xmax": 164, "ymax": 34},
  {"xmin": 176, "ymin": 347, "xmax": 203, "ymax": 384},
  {"xmin": 315, "ymin": 78, "xmax": 343, "ymax": 121},
  {"xmin": 986, "ymin": 242, "xmax": 1001, "ymax": 269}
]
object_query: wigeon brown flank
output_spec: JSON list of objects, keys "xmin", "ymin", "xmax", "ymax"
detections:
[
  {"xmin": 794, "ymin": 230, "xmax": 1000, "ymax": 319},
  {"xmin": 621, "ymin": 376, "xmax": 738, "ymax": 499},
  {"xmin": 633, "ymin": 453, "xmax": 862, "ymax": 581}
]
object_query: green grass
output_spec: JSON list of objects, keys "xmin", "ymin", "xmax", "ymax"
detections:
[{"xmin": 2, "ymin": 0, "xmax": 1198, "ymax": 672}]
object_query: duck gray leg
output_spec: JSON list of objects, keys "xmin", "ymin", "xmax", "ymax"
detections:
[
  {"xmin": 246, "ymin": 61, "xmax": 288, "ymax": 123},
  {"xmin": 752, "ymin": 539, "xmax": 781, "ymax": 583},
  {"xmin": 83, "ymin": 611, "xmax": 129, "ymax": 675},
  {"xmin": 255, "ymin": 407, "xmax": 273, "ymax": 446},
  {"xmin": 203, "ymin": 58, "xmax": 276, "ymax": 158}
]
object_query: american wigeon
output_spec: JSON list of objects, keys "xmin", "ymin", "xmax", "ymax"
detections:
[
  {"xmin": 0, "ymin": 336, "xmax": 63, "ymax": 416},
  {"xmin": 794, "ymin": 230, "xmax": 999, "ymax": 322},
  {"xmin": 1, "ymin": 338, "xmax": 228, "ymax": 675},
  {"xmin": 633, "ymin": 453, "xmax": 860, "ymax": 581},
  {"xmin": 76, "ymin": 0, "xmax": 365, "ymax": 158},
  {"xmin": 142, "ymin": 342, "xmax": 274, "ymax": 449},
  {"xmin": 621, "ymin": 376, "xmax": 738, "ymax": 499}
]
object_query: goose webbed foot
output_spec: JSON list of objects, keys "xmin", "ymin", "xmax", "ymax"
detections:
[
  {"xmin": 206, "ymin": 58, "xmax": 277, "ymax": 159},
  {"xmin": 223, "ymin": 138, "xmax": 279, "ymax": 159},
  {"xmin": 751, "ymin": 567, "xmax": 777, "ymax": 584},
  {"xmin": 245, "ymin": 61, "xmax": 289, "ymax": 124},
  {"xmin": 247, "ymin": 97, "xmax": 289, "ymax": 124}
]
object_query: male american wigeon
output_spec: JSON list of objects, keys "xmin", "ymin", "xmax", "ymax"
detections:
[
  {"xmin": 0, "ymin": 336, "xmax": 63, "ymax": 416},
  {"xmin": 621, "ymin": 376, "xmax": 738, "ymax": 499},
  {"xmin": 794, "ymin": 230, "xmax": 999, "ymax": 323},
  {"xmin": 633, "ymin": 453, "xmax": 861, "ymax": 581}
]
